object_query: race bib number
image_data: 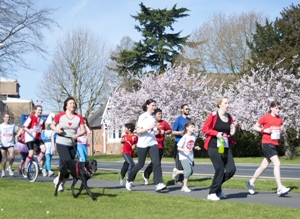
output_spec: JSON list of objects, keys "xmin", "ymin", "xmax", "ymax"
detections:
[{"xmin": 271, "ymin": 130, "xmax": 281, "ymax": 140}]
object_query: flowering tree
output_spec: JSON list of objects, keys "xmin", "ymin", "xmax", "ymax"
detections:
[
  {"xmin": 104, "ymin": 63, "xmax": 223, "ymax": 133},
  {"xmin": 225, "ymin": 59, "xmax": 300, "ymax": 157}
]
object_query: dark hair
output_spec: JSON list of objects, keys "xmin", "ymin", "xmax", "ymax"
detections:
[
  {"xmin": 268, "ymin": 101, "xmax": 281, "ymax": 113},
  {"xmin": 125, "ymin": 123, "xmax": 135, "ymax": 133},
  {"xmin": 33, "ymin": 105, "xmax": 42, "ymax": 114},
  {"xmin": 142, "ymin": 99, "xmax": 156, "ymax": 112},
  {"xmin": 181, "ymin": 104, "xmax": 188, "ymax": 109},
  {"xmin": 83, "ymin": 117, "xmax": 90, "ymax": 128},
  {"xmin": 183, "ymin": 121, "xmax": 195, "ymax": 135},
  {"xmin": 154, "ymin": 108, "xmax": 162, "ymax": 115},
  {"xmin": 63, "ymin": 97, "xmax": 77, "ymax": 111}
]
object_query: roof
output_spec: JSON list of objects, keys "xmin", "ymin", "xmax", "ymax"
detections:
[
  {"xmin": 0, "ymin": 77, "xmax": 18, "ymax": 82},
  {"xmin": 2, "ymin": 97, "xmax": 32, "ymax": 103},
  {"xmin": 88, "ymin": 104, "xmax": 106, "ymax": 128}
]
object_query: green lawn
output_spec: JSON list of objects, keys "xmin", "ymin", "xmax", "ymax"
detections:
[{"xmin": 0, "ymin": 179, "xmax": 299, "ymax": 219}]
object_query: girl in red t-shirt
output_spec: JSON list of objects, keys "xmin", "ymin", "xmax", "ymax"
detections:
[{"xmin": 246, "ymin": 101, "xmax": 290, "ymax": 196}]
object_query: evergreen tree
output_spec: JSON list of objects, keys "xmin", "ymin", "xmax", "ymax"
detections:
[
  {"xmin": 112, "ymin": 3, "xmax": 189, "ymax": 76},
  {"xmin": 247, "ymin": 4, "xmax": 300, "ymax": 73}
]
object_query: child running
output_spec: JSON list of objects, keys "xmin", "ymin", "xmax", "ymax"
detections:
[
  {"xmin": 120, "ymin": 123, "xmax": 138, "ymax": 185},
  {"xmin": 172, "ymin": 121, "xmax": 201, "ymax": 192}
]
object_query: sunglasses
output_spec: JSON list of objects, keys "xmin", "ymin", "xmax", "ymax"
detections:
[{"xmin": 184, "ymin": 108, "xmax": 190, "ymax": 111}]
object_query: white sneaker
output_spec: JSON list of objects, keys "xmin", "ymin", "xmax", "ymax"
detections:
[
  {"xmin": 142, "ymin": 173, "xmax": 148, "ymax": 185},
  {"xmin": 58, "ymin": 184, "xmax": 65, "ymax": 192},
  {"xmin": 125, "ymin": 180, "xmax": 132, "ymax": 191},
  {"xmin": 172, "ymin": 168, "xmax": 178, "ymax": 179},
  {"xmin": 48, "ymin": 171, "xmax": 54, "ymax": 177},
  {"xmin": 246, "ymin": 180, "xmax": 255, "ymax": 195},
  {"xmin": 181, "ymin": 186, "xmax": 191, "ymax": 193},
  {"xmin": 155, "ymin": 183, "xmax": 167, "ymax": 191},
  {"xmin": 1, "ymin": 171, "xmax": 5, "ymax": 177},
  {"xmin": 53, "ymin": 176, "xmax": 59, "ymax": 188},
  {"xmin": 119, "ymin": 177, "xmax": 124, "ymax": 186},
  {"xmin": 277, "ymin": 186, "xmax": 290, "ymax": 196},
  {"xmin": 207, "ymin": 193, "xmax": 220, "ymax": 201},
  {"xmin": 42, "ymin": 169, "xmax": 47, "ymax": 177},
  {"xmin": 7, "ymin": 166, "xmax": 14, "ymax": 176},
  {"xmin": 218, "ymin": 190, "xmax": 227, "ymax": 199}
]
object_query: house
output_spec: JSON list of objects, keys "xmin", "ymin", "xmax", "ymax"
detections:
[
  {"xmin": 87, "ymin": 101, "xmax": 123, "ymax": 155},
  {"xmin": 0, "ymin": 77, "xmax": 34, "ymax": 124}
]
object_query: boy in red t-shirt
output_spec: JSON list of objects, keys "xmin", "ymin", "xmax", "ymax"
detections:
[{"xmin": 120, "ymin": 123, "xmax": 138, "ymax": 186}]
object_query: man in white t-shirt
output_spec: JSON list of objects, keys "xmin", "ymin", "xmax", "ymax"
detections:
[{"xmin": 0, "ymin": 114, "xmax": 16, "ymax": 177}]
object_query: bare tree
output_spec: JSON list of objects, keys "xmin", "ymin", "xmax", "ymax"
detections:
[
  {"xmin": 0, "ymin": 0, "xmax": 58, "ymax": 76},
  {"xmin": 39, "ymin": 27, "xmax": 119, "ymax": 117},
  {"xmin": 179, "ymin": 11, "xmax": 266, "ymax": 74}
]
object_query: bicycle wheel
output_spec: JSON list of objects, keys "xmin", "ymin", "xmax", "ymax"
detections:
[{"xmin": 27, "ymin": 161, "xmax": 39, "ymax": 182}]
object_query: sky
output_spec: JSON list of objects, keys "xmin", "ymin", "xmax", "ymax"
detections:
[{"xmin": 13, "ymin": 0, "xmax": 296, "ymax": 109}]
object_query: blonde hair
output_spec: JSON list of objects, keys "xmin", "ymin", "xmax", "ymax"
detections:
[{"xmin": 216, "ymin": 96, "xmax": 228, "ymax": 108}]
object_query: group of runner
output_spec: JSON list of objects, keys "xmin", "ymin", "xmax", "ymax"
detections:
[
  {"xmin": 0, "ymin": 96, "xmax": 291, "ymax": 200},
  {"xmin": 119, "ymin": 97, "xmax": 291, "ymax": 200}
]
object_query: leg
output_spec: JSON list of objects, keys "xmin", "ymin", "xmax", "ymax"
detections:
[
  {"xmin": 120, "ymin": 160, "xmax": 129, "ymax": 179},
  {"xmin": 1, "ymin": 149, "xmax": 7, "ymax": 175},
  {"xmin": 80, "ymin": 174, "xmax": 97, "ymax": 200},
  {"xmin": 37, "ymin": 144, "xmax": 46, "ymax": 163},
  {"xmin": 123, "ymin": 154, "xmax": 135, "ymax": 178},
  {"xmin": 127, "ymin": 147, "xmax": 148, "ymax": 182},
  {"xmin": 148, "ymin": 145, "xmax": 163, "ymax": 185},
  {"xmin": 7, "ymin": 147, "xmax": 15, "ymax": 167},
  {"xmin": 174, "ymin": 142, "xmax": 184, "ymax": 183},
  {"xmin": 44, "ymin": 154, "xmax": 51, "ymax": 171},
  {"xmin": 77, "ymin": 144, "xmax": 85, "ymax": 162},
  {"xmin": 222, "ymin": 149, "xmax": 236, "ymax": 183},
  {"xmin": 181, "ymin": 159, "xmax": 193, "ymax": 187},
  {"xmin": 71, "ymin": 178, "xmax": 79, "ymax": 198},
  {"xmin": 269, "ymin": 155, "xmax": 282, "ymax": 188},
  {"xmin": 144, "ymin": 148, "xmax": 163, "ymax": 179},
  {"xmin": 208, "ymin": 147, "xmax": 225, "ymax": 194},
  {"xmin": 249, "ymin": 157, "xmax": 270, "ymax": 185}
]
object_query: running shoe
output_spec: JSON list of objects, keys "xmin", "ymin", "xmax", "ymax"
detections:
[
  {"xmin": 142, "ymin": 173, "xmax": 148, "ymax": 185},
  {"xmin": 207, "ymin": 193, "xmax": 220, "ymax": 201},
  {"xmin": 42, "ymin": 169, "xmax": 47, "ymax": 177},
  {"xmin": 155, "ymin": 183, "xmax": 167, "ymax": 192},
  {"xmin": 246, "ymin": 180, "xmax": 255, "ymax": 195},
  {"xmin": 125, "ymin": 180, "xmax": 132, "ymax": 191},
  {"xmin": 1, "ymin": 171, "xmax": 4, "ymax": 177},
  {"xmin": 7, "ymin": 166, "xmax": 14, "ymax": 176},
  {"xmin": 48, "ymin": 171, "xmax": 54, "ymax": 177},
  {"xmin": 277, "ymin": 186, "xmax": 290, "ymax": 196},
  {"xmin": 181, "ymin": 186, "xmax": 191, "ymax": 193},
  {"xmin": 172, "ymin": 168, "xmax": 178, "ymax": 179}
]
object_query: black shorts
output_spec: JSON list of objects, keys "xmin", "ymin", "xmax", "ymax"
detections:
[
  {"xmin": 26, "ymin": 139, "xmax": 45, "ymax": 151},
  {"xmin": 262, "ymin": 144, "xmax": 278, "ymax": 159},
  {"xmin": 0, "ymin": 146, "xmax": 14, "ymax": 151}
]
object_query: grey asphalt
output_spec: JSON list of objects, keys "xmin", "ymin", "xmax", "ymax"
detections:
[{"xmin": 7, "ymin": 168, "xmax": 300, "ymax": 209}]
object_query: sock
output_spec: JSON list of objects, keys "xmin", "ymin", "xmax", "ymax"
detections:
[
  {"xmin": 37, "ymin": 151, "xmax": 45, "ymax": 163},
  {"xmin": 24, "ymin": 156, "xmax": 32, "ymax": 168}
]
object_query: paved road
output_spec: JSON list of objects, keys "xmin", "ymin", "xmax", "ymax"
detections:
[
  {"xmin": 8, "ymin": 173, "xmax": 300, "ymax": 209},
  {"xmin": 97, "ymin": 161, "xmax": 300, "ymax": 181}
]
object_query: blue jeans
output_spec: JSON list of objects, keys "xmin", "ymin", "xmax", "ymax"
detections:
[
  {"xmin": 44, "ymin": 153, "xmax": 52, "ymax": 171},
  {"xmin": 77, "ymin": 144, "xmax": 88, "ymax": 162}
]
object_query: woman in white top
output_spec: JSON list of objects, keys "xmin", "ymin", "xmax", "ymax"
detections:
[{"xmin": 125, "ymin": 99, "xmax": 166, "ymax": 192}]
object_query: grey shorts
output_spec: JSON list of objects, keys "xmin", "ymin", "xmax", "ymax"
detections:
[{"xmin": 262, "ymin": 144, "xmax": 278, "ymax": 159}]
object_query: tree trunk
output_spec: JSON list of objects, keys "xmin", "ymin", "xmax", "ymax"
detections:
[{"xmin": 283, "ymin": 132, "xmax": 294, "ymax": 158}]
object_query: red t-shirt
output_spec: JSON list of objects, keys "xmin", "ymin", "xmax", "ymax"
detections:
[
  {"xmin": 258, "ymin": 114, "xmax": 283, "ymax": 146},
  {"xmin": 156, "ymin": 120, "xmax": 172, "ymax": 149},
  {"xmin": 122, "ymin": 133, "xmax": 138, "ymax": 157}
]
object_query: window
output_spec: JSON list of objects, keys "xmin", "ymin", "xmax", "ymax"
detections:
[{"xmin": 108, "ymin": 129, "xmax": 123, "ymax": 143}]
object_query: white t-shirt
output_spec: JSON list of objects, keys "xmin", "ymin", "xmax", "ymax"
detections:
[
  {"xmin": 177, "ymin": 134, "xmax": 196, "ymax": 165},
  {"xmin": 0, "ymin": 123, "xmax": 16, "ymax": 147},
  {"xmin": 136, "ymin": 112, "xmax": 157, "ymax": 148}
]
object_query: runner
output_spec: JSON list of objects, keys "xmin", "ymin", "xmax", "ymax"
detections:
[
  {"xmin": 246, "ymin": 100, "xmax": 290, "ymax": 196},
  {"xmin": 142, "ymin": 108, "xmax": 171, "ymax": 185},
  {"xmin": 23, "ymin": 105, "xmax": 46, "ymax": 173},
  {"xmin": 0, "ymin": 114, "xmax": 17, "ymax": 177},
  {"xmin": 202, "ymin": 97, "xmax": 236, "ymax": 201},
  {"xmin": 125, "ymin": 99, "xmax": 166, "ymax": 192}
]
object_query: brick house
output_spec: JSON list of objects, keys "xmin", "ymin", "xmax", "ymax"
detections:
[{"xmin": 87, "ymin": 101, "xmax": 123, "ymax": 155}]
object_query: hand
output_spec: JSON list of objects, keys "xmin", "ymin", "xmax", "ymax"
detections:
[
  {"xmin": 57, "ymin": 128, "xmax": 64, "ymax": 135},
  {"xmin": 72, "ymin": 134, "xmax": 79, "ymax": 140},
  {"xmin": 195, "ymin": 146, "xmax": 201, "ymax": 151},
  {"xmin": 216, "ymin": 132, "xmax": 223, "ymax": 138},
  {"xmin": 263, "ymin": 128, "xmax": 271, "ymax": 134},
  {"xmin": 132, "ymin": 145, "xmax": 136, "ymax": 150},
  {"xmin": 160, "ymin": 129, "xmax": 165, "ymax": 135}
]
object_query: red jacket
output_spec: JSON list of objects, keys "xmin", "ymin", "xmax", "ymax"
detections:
[{"xmin": 202, "ymin": 111, "xmax": 235, "ymax": 150}]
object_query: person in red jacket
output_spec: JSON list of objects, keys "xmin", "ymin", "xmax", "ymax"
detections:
[
  {"xmin": 119, "ymin": 123, "xmax": 138, "ymax": 185},
  {"xmin": 246, "ymin": 101, "xmax": 290, "ymax": 196},
  {"xmin": 202, "ymin": 96, "xmax": 236, "ymax": 201}
]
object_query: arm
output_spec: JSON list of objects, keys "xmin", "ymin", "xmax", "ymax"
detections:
[
  {"xmin": 73, "ymin": 123, "xmax": 86, "ymax": 139},
  {"xmin": 253, "ymin": 122, "xmax": 271, "ymax": 134},
  {"xmin": 50, "ymin": 121, "xmax": 64, "ymax": 134},
  {"xmin": 172, "ymin": 118, "xmax": 183, "ymax": 136},
  {"xmin": 202, "ymin": 113, "xmax": 222, "ymax": 138}
]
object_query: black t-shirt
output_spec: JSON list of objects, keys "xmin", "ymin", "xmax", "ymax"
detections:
[{"xmin": 208, "ymin": 112, "xmax": 231, "ymax": 148}]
